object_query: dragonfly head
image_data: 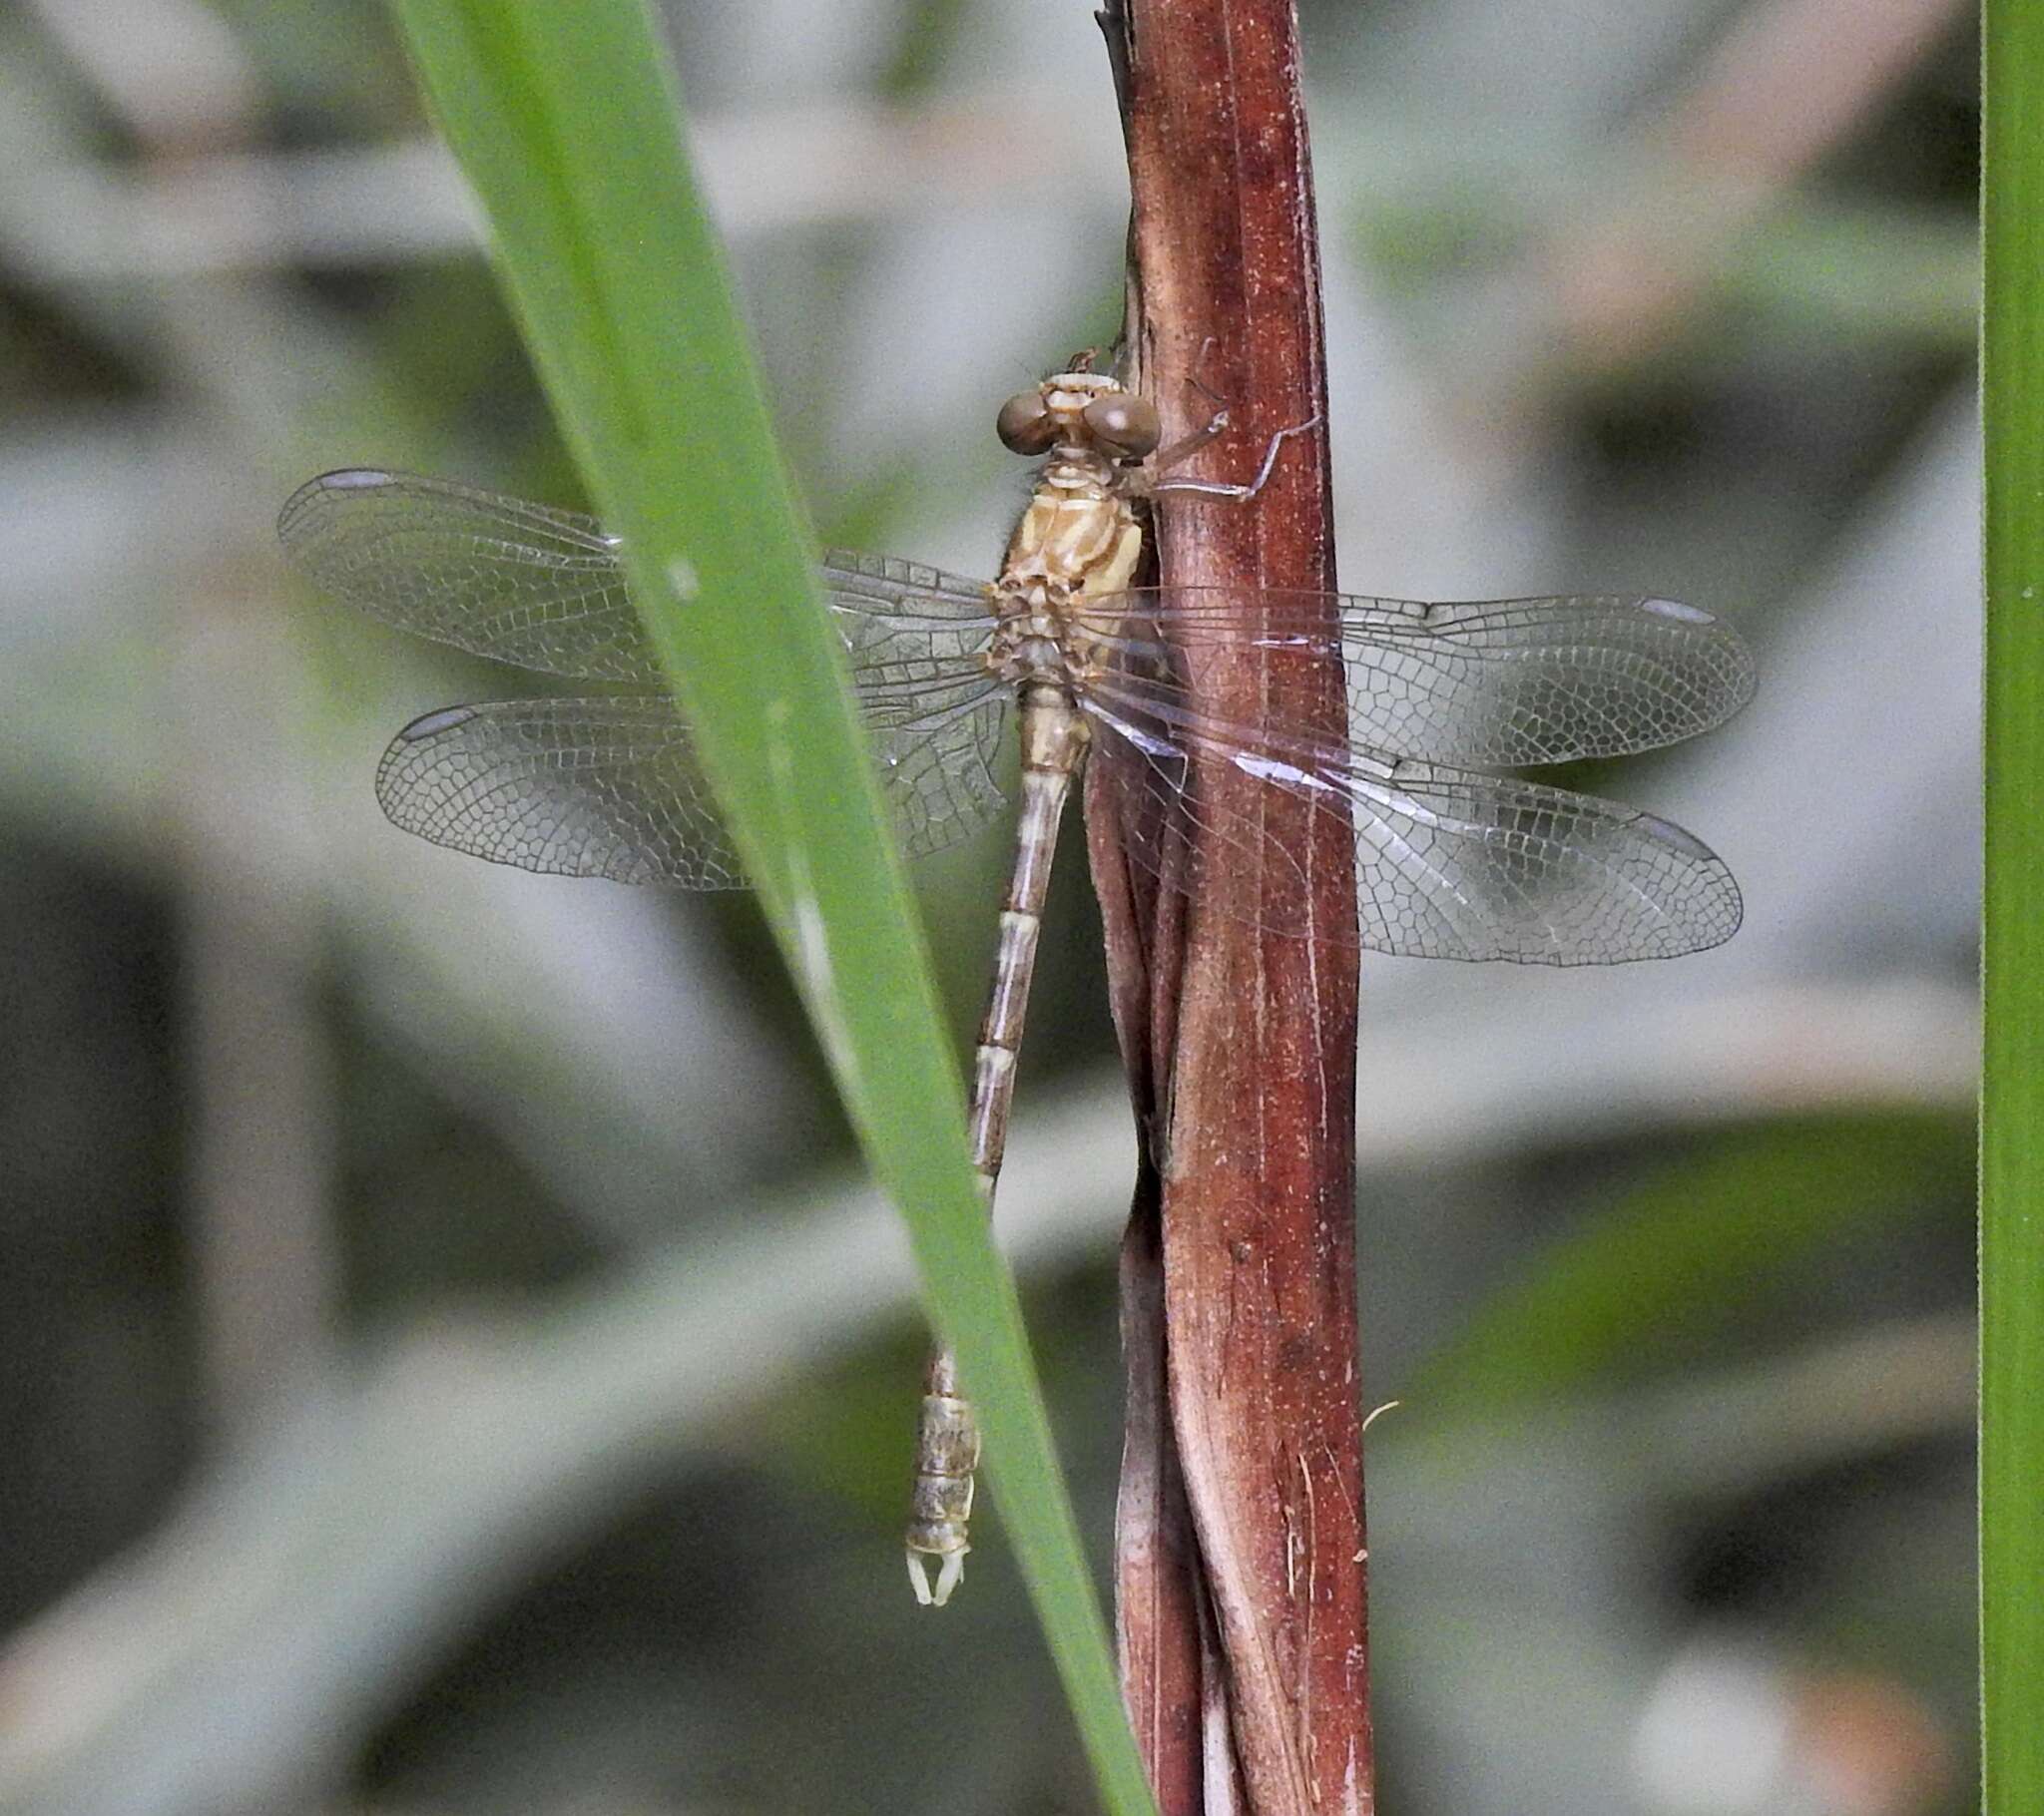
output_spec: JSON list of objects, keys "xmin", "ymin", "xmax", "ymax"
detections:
[{"xmin": 996, "ymin": 372, "xmax": 1161, "ymax": 464}]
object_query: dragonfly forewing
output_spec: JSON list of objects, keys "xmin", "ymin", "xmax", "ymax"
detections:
[
  {"xmin": 1076, "ymin": 587, "xmax": 1756, "ymax": 767},
  {"xmin": 278, "ymin": 470, "xmax": 1002, "ymax": 680},
  {"xmin": 277, "ymin": 468, "xmax": 664, "ymax": 683}
]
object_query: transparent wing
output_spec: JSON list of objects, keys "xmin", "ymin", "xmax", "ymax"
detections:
[
  {"xmin": 278, "ymin": 468, "xmax": 999, "ymax": 684},
  {"xmin": 279, "ymin": 469, "xmax": 662, "ymax": 683},
  {"xmin": 816, "ymin": 554, "xmax": 1011, "ymax": 848},
  {"xmin": 374, "ymin": 691, "xmax": 1011, "ymax": 888},
  {"xmin": 282, "ymin": 470, "xmax": 1012, "ymax": 865},
  {"xmin": 818, "ymin": 548, "xmax": 1002, "ymax": 633},
  {"xmin": 868, "ymin": 687, "xmax": 1012, "ymax": 861},
  {"xmin": 1084, "ymin": 683, "xmax": 1742, "ymax": 964},
  {"xmin": 374, "ymin": 698, "xmax": 743, "ymax": 886},
  {"xmin": 1074, "ymin": 588, "xmax": 1755, "ymax": 765}
]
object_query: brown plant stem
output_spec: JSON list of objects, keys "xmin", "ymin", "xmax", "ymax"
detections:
[{"xmin": 1090, "ymin": 2, "xmax": 1370, "ymax": 1811}]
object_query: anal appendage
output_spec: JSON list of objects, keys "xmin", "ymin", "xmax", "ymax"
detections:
[{"xmin": 906, "ymin": 1545, "xmax": 968, "ymax": 1607}]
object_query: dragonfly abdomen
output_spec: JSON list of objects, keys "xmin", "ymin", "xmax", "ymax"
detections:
[{"xmin": 905, "ymin": 681, "xmax": 1088, "ymax": 1606}]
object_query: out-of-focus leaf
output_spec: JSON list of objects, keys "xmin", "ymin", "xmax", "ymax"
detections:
[{"xmin": 1415, "ymin": 1113, "xmax": 1971, "ymax": 1409}]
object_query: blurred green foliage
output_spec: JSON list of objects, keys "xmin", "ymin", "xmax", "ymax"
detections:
[{"xmin": 1420, "ymin": 1112, "xmax": 1973, "ymax": 1410}]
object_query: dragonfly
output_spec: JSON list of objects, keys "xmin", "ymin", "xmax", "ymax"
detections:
[{"xmin": 279, "ymin": 360, "xmax": 1754, "ymax": 1606}]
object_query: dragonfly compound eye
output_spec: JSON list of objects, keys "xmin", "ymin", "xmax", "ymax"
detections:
[
  {"xmin": 1082, "ymin": 394, "xmax": 1161, "ymax": 460},
  {"xmin": 996, "ymin": 391, "xmax": 1060, "ymax": 456}
]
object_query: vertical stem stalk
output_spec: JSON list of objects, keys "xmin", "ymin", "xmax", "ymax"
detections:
[{"xmin": 1091, "ymin": 3, "xmax": 1370, "ymax": 1810}]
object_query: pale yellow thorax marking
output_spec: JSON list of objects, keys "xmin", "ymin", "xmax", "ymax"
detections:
[{"xmin": 1000, "ymin": 482, "xmax": 1144, "ymax": 603}]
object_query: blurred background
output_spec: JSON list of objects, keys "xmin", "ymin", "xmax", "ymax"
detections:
[{"xmin": 0, "ymin": 0, "xmax": 1981, "ymax": 1811}]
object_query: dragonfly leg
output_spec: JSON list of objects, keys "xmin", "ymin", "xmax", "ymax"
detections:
[
  {"xmin": 1147, "ymin": 336, "xmax": 1251, "ymax": 471},
  {"xmin": 1150, "ymin": 411, "xmax": 1320, "ymax": 502},
  {"xmin": 1145, "ymin": 335, "xmax": 1317, "ymax": 492},
  {"xmin": 1151, "ymin": 392, "xmax": 1232, "ymax": 473}
]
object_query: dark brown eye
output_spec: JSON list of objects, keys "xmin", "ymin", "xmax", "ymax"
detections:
[
  {"xmin": 996, "ymin": 392, "xmax": 1058, "ymax": 455},
  {"xmin": 1082, "ymin": 393, "xmax": 1161, "ymax": 459}
]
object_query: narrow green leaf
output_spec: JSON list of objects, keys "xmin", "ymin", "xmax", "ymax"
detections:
[
  {"xmin": 1982, "ymin": 5, "xmax": 2044, "ymax": 1808},
  {"xmin": 385, "ymin": 4, "xmax": 1151, "ymax": 1807}
]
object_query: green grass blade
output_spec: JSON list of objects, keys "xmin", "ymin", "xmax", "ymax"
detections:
[
  {"xmin": 1982, "ymin": 3, "xmax": 2044, "ymax": 1808},
  {"xmin": 385, "ymin": 5, "xmax": 1152, "ymax": 1807}
]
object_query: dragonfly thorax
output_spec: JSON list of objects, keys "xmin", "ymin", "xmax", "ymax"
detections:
[
  {"xmin": 997, "ymin": 458, "xmax": 1144, "ymax": 608},
  {"xmin": 987, "ymin": 479, "xmax": 1140, "ymax": 697}
]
